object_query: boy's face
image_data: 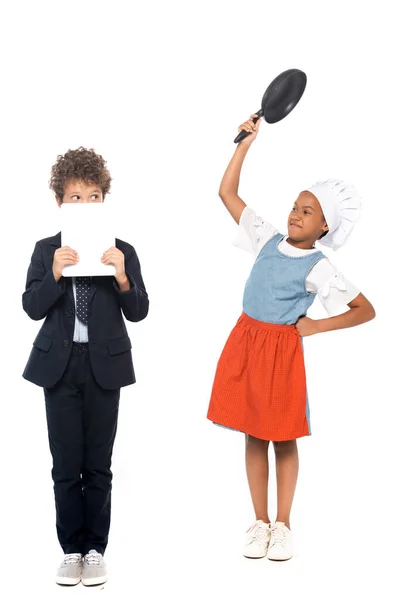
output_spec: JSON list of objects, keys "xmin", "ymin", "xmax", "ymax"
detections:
[
  {"xmin": 287, "ymin": 191, "xmax": 328, "ymax": 246},
  {"xmin": 56, "ymin": 180, "xmax": 104, "ymax": 207}
]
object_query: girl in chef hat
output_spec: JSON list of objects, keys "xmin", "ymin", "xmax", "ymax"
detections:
[{"xmin": 207, "ymin": 115, "xmax": 375, "ymax": 562}]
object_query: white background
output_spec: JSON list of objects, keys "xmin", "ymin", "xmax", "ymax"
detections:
[{"xmin": 0, "ymin": 0, "xmax": 398, "ymax": 597}]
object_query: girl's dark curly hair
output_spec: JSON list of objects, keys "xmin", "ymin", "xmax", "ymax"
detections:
[{"xmin": 49, "ymin": 146, "xmax": 112, "ymax": 201}]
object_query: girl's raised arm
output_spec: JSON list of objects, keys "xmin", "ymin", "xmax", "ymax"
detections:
[{"xmin": 219, "ymin": 115, "xmax": 262, "ymax": 224}]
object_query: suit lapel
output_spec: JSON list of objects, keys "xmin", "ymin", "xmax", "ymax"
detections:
[
  {"xmin": 88, "ymin": 277, "xmax": 98, "ymax": 306},
  {"xmin": 66, "ymin": 278, "xmax": 75, "ymax": 308},
  {"xmin": 50, "ymin": 232, "xmax": 61, "ymax": 248}
]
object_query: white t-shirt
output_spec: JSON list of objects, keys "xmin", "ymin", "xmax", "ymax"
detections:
[{"xmin": 233, "ymin": 206, "xmax": 360, "ymax": 316}]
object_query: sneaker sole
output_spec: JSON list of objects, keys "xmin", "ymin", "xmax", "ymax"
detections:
[
  {"xmin": 267, "ymin": 554, "xmax": 293, "ymax": 561},
  {"xmin": 81, "ymin": 576, "xmax": 108, "ymax": 586},
  {"xmin": 56, "ymin": 576, "xmax": 81, "ymax": 586}
]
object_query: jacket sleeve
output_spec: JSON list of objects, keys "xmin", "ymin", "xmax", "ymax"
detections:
[
  {"xmin": 112, "ymin": 246, "xmax": 149, "ymax": 322},
  {"xmin": 22, "ymin": 242, "xmax": 66, "ymax": 321}
]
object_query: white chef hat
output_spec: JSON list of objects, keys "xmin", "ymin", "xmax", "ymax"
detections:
[{"xmin": 306, "ymin": 179, "xmax": 362, "ymax": 251}]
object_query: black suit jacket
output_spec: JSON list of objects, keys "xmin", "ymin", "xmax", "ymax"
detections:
[{"xmin": 22, "ymin": 232, "xmax": 149, "ymax": 390}]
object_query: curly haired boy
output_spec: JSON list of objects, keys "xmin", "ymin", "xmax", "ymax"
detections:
[{"xmin": 22, "ymin": 147, "xmax": 149, "ymax": 586}]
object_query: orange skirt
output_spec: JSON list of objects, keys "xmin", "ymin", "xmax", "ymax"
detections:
[{"xmin": 207, "ymin": 312, "xmax": 311, "ymax": 441}]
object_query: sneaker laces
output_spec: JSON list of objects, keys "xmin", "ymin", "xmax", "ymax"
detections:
[
  {"xmin": 64, "ymin": 553, "xmax": 82, "ymax": 564},
  {"xmin": 247, "ymin": 521, "xmax": 269, "ymax": 543},
  {"xmin": 270, "ymin": 525, "xmax": 286, "ymax": 547},
  {"xmin": 84, "ymin": 551, "xmax": 102, "ymax": 566}
]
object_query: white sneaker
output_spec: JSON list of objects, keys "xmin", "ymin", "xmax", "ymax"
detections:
[
  {"xmin": 55, "ymin": 553, "xmax": 82, "ymax": 585},
  {"xmin": 243, "ymin": 520, "xmax": 271, "ymax": 558},
  {"xmin": 267, "ymin": 522, "xmax": 293, "ymax": 561},
  {"xmin": 81, "ymin": 550, "xmax": 107, "ymax": 586}
]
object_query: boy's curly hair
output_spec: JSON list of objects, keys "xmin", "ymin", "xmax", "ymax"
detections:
[{"xmin": 49, "ymin": 147, "xmax": 112, "ymax": 201}]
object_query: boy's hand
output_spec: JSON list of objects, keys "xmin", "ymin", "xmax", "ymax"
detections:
[
  {"xmin": 101, "ymin": 247, "xmax": 126, "ymax": 280},
  {"xmin": 295, "ymin": 316, "xmax": 320, "ymax": 337},
  {"xmin": 52, "ymin": 246, "xmax": 79, "ymax": 281},
  {"xmin": 237, "ymin": 114, "xmax": 262, "ymax": 145}
]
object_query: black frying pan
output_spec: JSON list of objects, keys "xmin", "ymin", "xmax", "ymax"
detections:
[{"xmin": 234, "ymin": 69, "xmax": 307, "ymax": 143}]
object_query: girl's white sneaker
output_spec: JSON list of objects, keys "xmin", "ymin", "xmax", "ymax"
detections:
[
  {"xmin": 267, "ymin": 522, "xmax": 293, "ymax": 561},
  {"xmin": 243, "ymin": 520, "xmax": 271, "ymax": 558}
]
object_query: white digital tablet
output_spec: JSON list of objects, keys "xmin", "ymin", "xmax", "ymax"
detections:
[{"xmin": 61, "ymin": 203, "xmax": 116, "ymax": 277}]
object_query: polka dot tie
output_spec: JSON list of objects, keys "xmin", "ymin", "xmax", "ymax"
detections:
[{"xmin": 75, "ymin": 276, "xmax": 91, "ymax": 325}]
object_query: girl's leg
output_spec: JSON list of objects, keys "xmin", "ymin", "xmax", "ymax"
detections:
[
  {"xmin": 273, "ymin": 440, "xmax": 299, "ymax": 529},
  {"xmin": 245, "ymin": 434, "xmax": 271, "ymax": 523}
]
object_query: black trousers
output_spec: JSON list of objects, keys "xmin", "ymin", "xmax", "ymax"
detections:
[{"xmin": 44, "ymin": 343, "xmax": 120, "ymax": 555}]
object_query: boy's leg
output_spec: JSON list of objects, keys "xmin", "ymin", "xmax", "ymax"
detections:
[
  {"xmin": 44, "ymin": 348, "xmax": 85, "ymax": 554},
  {"xmin": 273, "ymin": 440, "xmax": 299, "ymax": 527},
  {"xmin": 81, "ymin": 357, "xmax": 120, "ymax": 556},
  {"xmin": 245, "ymin": 434, "xmax": 270, "ymax": 523}
]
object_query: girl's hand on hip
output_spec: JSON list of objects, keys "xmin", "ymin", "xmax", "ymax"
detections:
[{"xmin": 295, "ymin": 316, "xmax": 320, "ymax": 337}]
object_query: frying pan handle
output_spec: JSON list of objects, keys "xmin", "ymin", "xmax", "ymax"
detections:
[{"xmin": 234, "ymin": 109, "xmax": 263, "ymax": 143}]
